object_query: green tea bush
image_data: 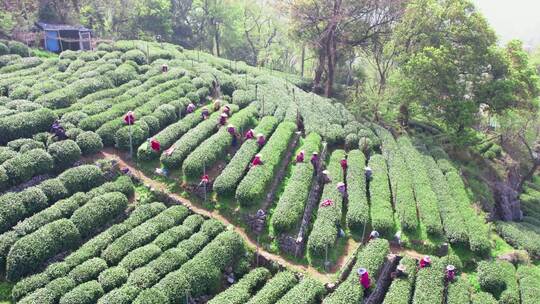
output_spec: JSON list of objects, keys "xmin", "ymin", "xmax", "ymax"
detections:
[
  {"xmin": 6, "ymin": 219, "xmax": 81, "ymax": 281},
  {"xmin": 47, "ymin": 140, "xmax": 82, "ymax": 171},
  {"xmin": 160, "ymin": 109, "xmax": 225, "ymax": 169},
  {"xmin": 76, "ymin": 131, "xmax": 103, "ymax": 155},
  {"xmin": 235, "ymin": 121, "xmax": 296, "ymax": 206},
  {"xmin": 375, "ymin": 128, "xmax": 417, "ymax": 232},
  {"xmin": 101, "ymin": 205, "xmax": 189, "ymax": 264},
  {"xmin": 182, "ymin": 106, "xmax": 257, "ymax": 180},
  {"xmin": 58, "ymin": 164, "xmax": 105, "ymax": 194},
  {"xmin": 272, "ymin": 132, "xmax": 321, "ymax": 233},
  {"xmin": 213, "ymin": 116, "xmax": 278, "ymax": 196},
  {"xmin": 368, "ymin": 154, "xmax": 395, "ymax": 236},
  {"xmin": 70, "ymin": 192, "xmax": 128, "ymax": 238},
  {"xmin": 207, "ymin": 267, "xmax": 271, "ymax": 304},
  {"xmin": 0, "ymin": 108, "xmax": 57, "ymax": 144},
  {"xmin": 346, "ymin": 149, "xmax": 369, "ymax": 232},
  {"xmin": 2, "ymin": 148, "xmax": 53, "ymax": 186},
  {"xmin": 8, "ymin": 41, "xmax": 29, "ymax": 57},
  {"xmin": 382, "ymin": 257, "xmax": 418, "ymax": 304},
  {"xmin": 323, "ymin": 239, "xmax": 389, "ymax": 304},
  {"xmin": 98, "ymin": 266, "xmax": 129, "ymax": 292},
  {"xmin": 398, "ymin": 136, "xmax": 443, "ymax": 236},
  {"xmin": 68, "ymin": 257, "xmax": 108, "ymax": 284},
  {"xmin": 0, "ymin": 42, "xmax": 7, "ymax": 55},
  {"xmin": 12, "ymin": 203, "xmax": 166, "ymax": 300},
  {"xmin": 411, "ymin": 257, "xmax": 445, "ymax": 304},
  {"xmin": 307, "ymin": 149, "xmax": 346, "ymax": 258},
  {"xmin": 118, "ymin": 244, "xmax": 162, "ymax": 271},
  {"xmin": 246, "ymin": 271, "xmax": 298, "ymax": 304},
  {"xmin": 59, "ymin": 280, "xmax": 104, "ymax": 304},
  {"xmin": 121, "ymin": 50, "xmax": 147, "ymax": 65},
  {"xmin": 276, "ymin": 277, "xmax": 325, "ymax": 304}
]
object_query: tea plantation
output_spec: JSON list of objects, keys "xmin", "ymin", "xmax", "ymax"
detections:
[{"xmin": 0, "ymin": 39, "xmax": 538, "ymax": 303}]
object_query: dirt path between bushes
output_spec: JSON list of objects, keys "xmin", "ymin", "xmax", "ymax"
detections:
[{"xmin": 91, "ymin": 148, "xmax": 337, "ymax": 283}]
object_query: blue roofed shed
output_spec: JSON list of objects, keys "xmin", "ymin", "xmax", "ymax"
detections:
[{"xmin": 34, "ymin": 22, "xmax": 92, "ymax": 53}]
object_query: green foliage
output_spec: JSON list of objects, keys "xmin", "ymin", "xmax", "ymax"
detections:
[
  {"xmin": 272, "ymin": 132, "xmax": 321, "ymax": 233},
  {"xmin": 6, "ymin": 219, "xmax": 81, "ymax": 281},
  {"xmin": 161, "ymin": 106, "xmax": 239, "ymax": 169},
  {"xmin": 235, "ymin": 121, "xmax": 296, "ymax": 206},
  {"xmin": 183, "ymin": 106, "xmax": 257, "ymax": 180},
  {"xmin": 246, "ymin": 271, "xmax": 298, "ymax": 304},
  {"xmin": 368, "ymin": 154, "xmax": 395, "ymax": 236},
  {"xmin": 98, "ymin": 266, "xmax": 129, "ymax": 292},
  {"xmin": 323, "ymin": 239, "xmax": 389, "ymax": 304},
  {"xmin": 307, "ymin": 149, "xmax": 346, "ymax": 258},
  {"xmin": 477, "ymin": 260, "xmax": 519, "ymax": 304},
  {"xmin": 375, "ymin": 127, "xmax": 417, "ymax": 232},
  {"xmin": 411, "ymin": 257, "xmax": 445, "ymax": 304},
  {"xmin": 68, "ymin": 257, "xmax": 108, "ymax": 284},
  {"xmin": 395, "ymin": 0, "xmax": 539, "ymax": 132},
  {"xmin": 382, "ymin": 257, "xmax": 418, "ymax": 304},
  {"xmin": 346, "ymin": 149, "xmax": 369, "ymax": 232},
  {"xmin": 517, "ymin": 265, "xmax": 540, "ymax": 304},
  {"xmin": 495, "ymin": 221, "xmax": 540, "ymax": 257},
  {"xmin": 76, "ymin": 131, "xmax": 103, "ymax": 155},
  {"xmin": 58, "ymin": 280, "xmax": 104, "ymax": 304},
  {"xmin": 70, "ymin": 192, "xmax": 128, "ymax": 238},
  {"xmin": 101, "ymin": 205, "xmax": 189, "ymax": 264},
  {"xmin": 213, "ymin": 116, "xmax": 278, "ymax": 196},
  {"xmin": 444, "ymin": 170, "xmax": 491, "ymax": 255},
  {"xmin": 447, "ymin": 277, "xmax": 471, "ymax": 304},
  {"xmin": 119, "ymin": 244, "xmax": 162, "ymax": 271},
  {"xmin": 398, "ymin": 136, "xmax": 443, "ymax": 236},
  {"xmin": 2, "ymin": 148, "xmax": 53, "ymax": 187},
  {"xmin": 47, "ymin": 140, "xmax": 82, "ymax": 171},
  {"xmin": 7, "ymin": 41, "xmax": 29, "ymax": 57},
  {"xmin": 208, "ymin": 268, "xmax": 271, "ymax": 304},
  {"xmin": 276, "ymin": 277, "xmax": 325, "ymax": 304},
  {"xmin": 0, "ymin": 187, "xmax": 49, "ymax": 233},
  {"xmin": 58, "ymin": 165, "xmax": 105, "ymax": 194}
]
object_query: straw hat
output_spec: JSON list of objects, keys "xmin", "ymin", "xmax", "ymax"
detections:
[
  {"xmin": 357, "ymin": 268, "xmax": 367, "ymax": 275},
  {"xmin": 446, "ymin": 265, "xmax": 455, "ymax": 271}
]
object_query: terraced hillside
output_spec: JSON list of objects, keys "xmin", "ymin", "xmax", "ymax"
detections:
[{"xmin": 0, "ymin": 40, "xmax": 538, "ymax": 304}]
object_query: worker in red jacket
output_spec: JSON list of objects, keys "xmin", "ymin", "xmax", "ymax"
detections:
[
  {"xmin": 150, "ymin": 138, "xmax": 161, "ymax": 152},
  {"xmin": 296, "ymin": 150, "xmax": 305, "ymax": 163},
  {"xmin": 340, "ymin": 158, "xmax": 348, "ymax": 170},
  {"xmin": 124, "ymin": 111, "xmax": 135, "ymax": 125},
  {"xmin": 358, "ymin": 268, "xmax": 371, "ymax": 290},
  {"xmin": 321, "ymin": 199, "xmax": 333, "ymax": 207},
  {"xmin": 419, "ymin": 256, "xmax": 431, "ymax": 268},
  {"xmin": 245, "ymin": 129, "xmax": 255, "ymax": 140},
  {"xmin": 251, "ymin": 154, "xmax": 263, "ymax": 167},
  {"xmin": 199, "ymin": 174, "xmax": 210, "ymax": 187},
  {"xmin": 256, "ymin": 134, "xmax": 266, "ymax": 146}
]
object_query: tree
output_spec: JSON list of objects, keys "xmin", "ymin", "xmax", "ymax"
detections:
[
  {"xmin": 282, "ymin": 0, "xmax": 404, "ymax": 97},
  {"xmin": 394, "ymin": 0, "xmax": 537, "ymax": 132}
]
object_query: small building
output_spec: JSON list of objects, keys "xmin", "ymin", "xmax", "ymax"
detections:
[{"xmin": 34, "ymin": 22, "xmax": 92, "ymax": 53}]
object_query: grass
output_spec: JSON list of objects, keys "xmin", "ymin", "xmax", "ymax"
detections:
[
  {"xmin": 491, "ymin": 233, "xmax": 514, "ymax": 258},
  {"xmin": 0, "ymin": 281, "xmax": 13, "ymax": 304}
]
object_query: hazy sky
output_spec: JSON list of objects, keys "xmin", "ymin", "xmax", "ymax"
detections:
[{"xmin": 473, "ymin": 0, "xmax": 540, "ymax": 49}]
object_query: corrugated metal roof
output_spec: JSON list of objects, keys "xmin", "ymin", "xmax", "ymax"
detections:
[{"xmin": 35, "ymin": 22, "xmax": 91, "ymax": 32}]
